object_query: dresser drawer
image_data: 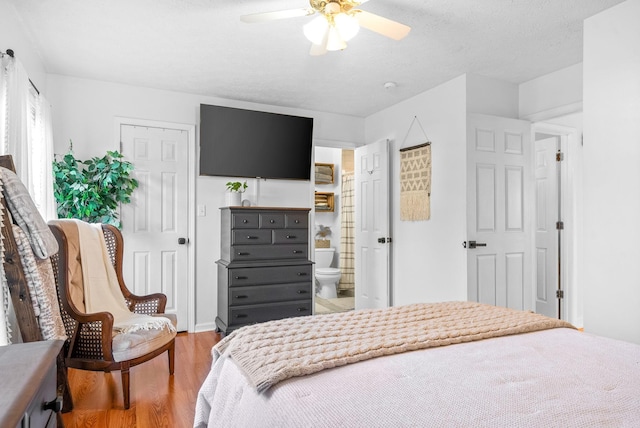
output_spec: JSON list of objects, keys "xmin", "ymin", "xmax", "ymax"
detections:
[
  {"xmin": 230, "ymin": 300, "xmax": 312, "ymax": 325},
  {"xmin": 230, "ymin": 244, "xmax": 308, "ymax": 262},
  {"xmin": 285, "ymin": 213, "xmax": 308, "ymax": 229},
  {"xmin": 273, "ymin": 229, "xmax": 308, "ymax": 244},
  {"xmin": 259, "ymin": 213, "xmax": 285, "ymax": 229},
  {"xmin": 24, "ymin": 362, "xmax": 57, "ymax": 428},
  {"xmin": 232, "ymin": 229, "xmax": 272, "ymax": 245},
  {"xmin": 232, "ymin": 212, "xmax": 260, "ymax": 229},
  {"xmin": 230, "ymin": 282, "xmax": 311, "ymax": 305},
  {"xmin": 229, "ymin": 264, "xmax": 312, "ymax": 286}
]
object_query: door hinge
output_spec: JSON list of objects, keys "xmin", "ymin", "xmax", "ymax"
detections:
[
  {"xmin": 556, "ymin": 289, "xmax": 564, "ymax": 299},
  {"xmin": 556, "ymin": 221, "xmax": 564, "ymax": 230},
  {"xmin": 556, "ymin": 151, "xmax": 564, "ymax": 162}
]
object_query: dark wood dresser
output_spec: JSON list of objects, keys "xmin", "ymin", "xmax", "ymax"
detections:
[
  {"xmin": 216, "ymin": 207, "xmax": 313, "ymax": 335},
  {"xmin": 0, "ymin": 340, "xmax": 63, "ymax": 428}
]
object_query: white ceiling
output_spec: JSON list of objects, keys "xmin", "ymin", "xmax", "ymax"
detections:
[{"xmin": 10, "ymin": 0, "xmax": 624, "ymax": 117}]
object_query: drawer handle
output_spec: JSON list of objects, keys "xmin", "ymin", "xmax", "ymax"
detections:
[
  {"xmin": 286, "ymin": 235, "xmax": 296, "ymax": 239},
  {"xmin": 237, "ymin": 252, "xmax": 250, "ymax": 256},
  {"xmin": 235, "ymin": 314, "xmax": 248, "ymax": 319},
  {"xmin": 297, "ymin": 272, "xmax": 307, "ymax": 276},
  {"xmin": 246, "ymin": 235, "xmax": 258, "ymax": 239},
  {"xmin": 295, "ymin": 219, "xmax": 300, "ymax": 224},
  {"xmin": 234, "ymin": 276, "xmax": 248, "ymax": 280},
  {"xmin": 297, "ymin": 307, "xmax": 308, "ymax": 312},
  {"xmin": 242, "ymin": 219, "xmax": 248, "ymax": 223},
  {"xmin": 235, "ymin": 295, "xmax": 249, "ymax": 299},
  {"xmin": 270, "ymin": 219, "xmax": 275, "ymax": 223},
  {"xmin": 292, "ymin": 250, "xmax": 303, "ymax": 254},
  {"xmin": 297, "ymin": 290, "xmax": 308, "ymax": 294}
]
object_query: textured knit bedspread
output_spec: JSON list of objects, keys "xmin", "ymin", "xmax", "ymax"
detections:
[{"xmin": 214, "ymin": 301, "xmax": 573, "ymax": 392}]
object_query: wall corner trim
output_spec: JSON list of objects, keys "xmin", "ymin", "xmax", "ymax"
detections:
[{"xmin": 521, "ymin": 101, "xmax": 583, "ymax": 122}]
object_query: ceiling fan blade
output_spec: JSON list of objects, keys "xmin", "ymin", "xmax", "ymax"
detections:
[
  {"xmin": 354, "ymin": 10, "xmax": 411, "ymax": 40},
  {"xmin": 240, "ymin": 8, "xmax": 315, "ymax": 23}
]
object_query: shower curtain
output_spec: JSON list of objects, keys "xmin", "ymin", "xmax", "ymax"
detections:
[{"xmin": 339, "ymin": 173, "xmax": 355, "ymax": 291}]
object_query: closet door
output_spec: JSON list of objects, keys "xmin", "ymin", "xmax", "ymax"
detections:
[
  {"xmin": 120, "ymin": 124, "xmax": 190, "ymax": 331},
  {"xmin": 466, "ymin": 114, "xmax": 532, "ymax": 311}
]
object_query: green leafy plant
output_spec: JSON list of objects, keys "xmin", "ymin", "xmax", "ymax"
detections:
[
  {"xmin": 225, "ymin": 181, "xmax": 248, "ymax": 193},
  {"xmin": 52, "ymin": 149, "xmax": 139, "ymax": 228}
]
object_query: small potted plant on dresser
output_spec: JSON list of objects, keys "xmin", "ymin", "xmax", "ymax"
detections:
[{"xmin": 225, "ymin": 181, "xmax": 247, "ymax": 206}]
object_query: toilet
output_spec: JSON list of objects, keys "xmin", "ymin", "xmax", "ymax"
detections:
[{"xmin": 314, "ymin": 247, "xmax": 341, "ymax": 299}]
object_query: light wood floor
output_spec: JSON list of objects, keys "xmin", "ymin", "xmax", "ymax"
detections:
[{"xmin": 61, "ymin": 331, "xmax": 221, "ymax": 428}]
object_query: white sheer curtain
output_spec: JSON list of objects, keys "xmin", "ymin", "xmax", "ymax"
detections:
[
  {"xmin": 33, "ymin": 95, "xmax": 57, "ymax": 220},
  {"xmin": 3, "ymin": 56, "xmax": 32, "ymax": 189},
  {"xmin": 0, "ymin": 54, "xmax": 56, "ymax": 220}
]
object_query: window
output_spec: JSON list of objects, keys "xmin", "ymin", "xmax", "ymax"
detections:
[{"xmin": 0, "ymin": 52, "xmax": 56, "ymax": 219}]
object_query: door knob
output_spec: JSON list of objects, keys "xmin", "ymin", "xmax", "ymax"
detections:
[
  {"xmin": 178, "ymin": 237, "xmax": 188, "ymax": 245},
  {"xmin": 463, "ymin": 240, "xmax": 486, "ymax": 249}
]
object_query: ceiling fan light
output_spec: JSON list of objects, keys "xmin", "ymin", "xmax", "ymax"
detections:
[
  {"xmin": 326, "ymin": 26, "xmax": 347, "ymax": 51},
  {"xmin": 334, "ymin": 13, "xmax": 359, "ymax": 41},
  {"xmin": 303, "ymin": 15, "xmax": 329, "ymax": 45}
]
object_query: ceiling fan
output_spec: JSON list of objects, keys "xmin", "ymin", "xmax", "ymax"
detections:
[{"xmin": 240, "ymin": 0, "xmax": 411, "ymax": 55}]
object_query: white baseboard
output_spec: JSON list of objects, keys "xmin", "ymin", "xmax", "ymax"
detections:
[{"xmin": 194, "ymin": 322, "xmax": 217, "ymax": 333}]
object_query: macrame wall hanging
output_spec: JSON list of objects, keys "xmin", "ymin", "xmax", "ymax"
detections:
[{"xmin": 399, "ymin": 116, "xmax": 432, "ymax": 221}]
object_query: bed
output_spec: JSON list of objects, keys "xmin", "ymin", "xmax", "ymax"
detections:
[{"xmin": 194, "ymin": 301, "xmax": 640, "ymax": 427}]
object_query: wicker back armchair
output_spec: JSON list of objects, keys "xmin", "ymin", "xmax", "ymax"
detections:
[{"xmin": 48, "ymin": 221, "xmax": 176, "ymax": 410}]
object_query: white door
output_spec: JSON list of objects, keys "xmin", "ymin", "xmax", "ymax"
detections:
[
  {"xmin": 466, "ymin": 114, "xmax": 532, "ymax": 310},
  {"xmin": 120, "ymin": 124, "xmax": 189, "ymax": 331},
  {"xmin": 534, "ymin": 136, "xmax": 560, "ymax": 318},
  {"xmin": 355, "ymin": 140, "xmax": 391, "ymax": 309}
]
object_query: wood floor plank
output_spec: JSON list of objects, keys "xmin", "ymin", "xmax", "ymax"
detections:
[{"xmin": 61, "ymin": 331, "xmax": 220, "ymax": 428}]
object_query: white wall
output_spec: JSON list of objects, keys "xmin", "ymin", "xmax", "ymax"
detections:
[
  {"xmin": 467, "ymin": 74, "xmax": 519, "ymax": 118},
  {"xmin": 45, "ymin": 74, "xmax": 365, "ymax": 331},
  {"xmin": 365, "ymin": 75, "xmax": 468, "ymax": 305},
  {"xmin": 0, "ymin": 0, "xmax": 47, "ymax": 93},
  {"xmin": 583, "ymin": 0, "xmax": 640, "ymax": 344},
  {"xmin": 519, "ymin": 63, "xmax": 583, "ymax": 119}
]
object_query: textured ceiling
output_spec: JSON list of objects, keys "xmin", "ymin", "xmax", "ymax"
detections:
[{"xmin": 9, "ymin": 0, "xmax": 624, "ymax": 117}]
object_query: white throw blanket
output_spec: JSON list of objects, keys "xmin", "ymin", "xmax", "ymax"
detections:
[{"xmin": 75, "ymin": 220, "xmax": 174, "ymax": 334}]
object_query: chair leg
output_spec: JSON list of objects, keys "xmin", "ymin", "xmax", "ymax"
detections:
[
  {"xmin": 121, "ymin": 362, "xmax": 131, "ymax": 410},
  {"xmin": 168, "ymin": 340, "xmax": 175, "ymax": 375}
]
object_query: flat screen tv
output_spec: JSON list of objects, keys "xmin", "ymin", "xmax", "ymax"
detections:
[{"xmin": 199, "ymin": 104, "xmax": 314, "ymax": 180}]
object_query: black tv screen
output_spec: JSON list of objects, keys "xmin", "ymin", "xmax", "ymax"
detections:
[{"xmin": 199, "ymin": 104, "xmax": 314, "ymax": 180}]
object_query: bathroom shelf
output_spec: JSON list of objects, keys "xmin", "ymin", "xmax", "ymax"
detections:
[
  {"xmin": 315, "ymin": 163, "xmax": 334, "ymax": 184},
  {"xmin": 315, "ymin": 191, "xmax": 334, "ymax": 212}
]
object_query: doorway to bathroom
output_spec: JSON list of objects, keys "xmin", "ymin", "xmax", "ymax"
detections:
[{"xmin": 314, "ymin": 147, "xmax": 356, "ymax": 314}]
